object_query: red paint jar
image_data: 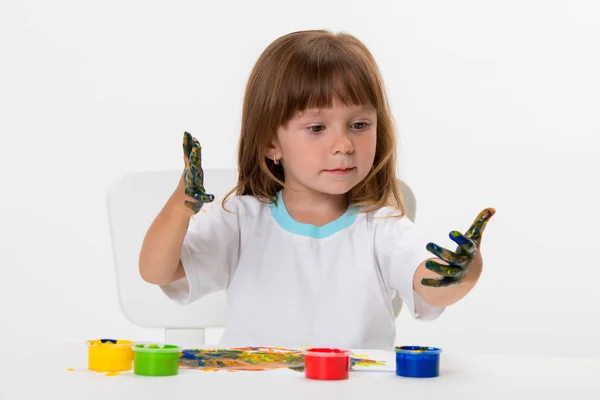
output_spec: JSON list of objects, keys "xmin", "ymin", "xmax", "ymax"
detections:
[{"xmin": 303, "ymin": 348, "xmax": 352, "ymax": 380}]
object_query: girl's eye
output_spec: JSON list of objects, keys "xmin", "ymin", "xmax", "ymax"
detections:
[
  {"xmin": 307, "ymin": 125, "xmax": 325, "ymax": 134},
  {"xmin": 352, "ymin": 122, "xmax": 370, "ymax": 130},
  {"xmin": 306, "ymin": 122, "xmax": 370, "ymax": 134}
]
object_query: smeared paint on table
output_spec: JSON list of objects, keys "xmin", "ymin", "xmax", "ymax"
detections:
[{"xmin": 180, "ymin": 347, "xmax": 385, "ymax": 372}]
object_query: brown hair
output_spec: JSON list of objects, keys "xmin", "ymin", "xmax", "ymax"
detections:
[{"xmin": 223, "ymin": 29, "xmax": 405, "ymax": 215}]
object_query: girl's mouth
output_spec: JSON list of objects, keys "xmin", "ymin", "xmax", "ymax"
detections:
[{"xmin": 325, "ymin": 167, "xmax": 355, "ymax": 175}]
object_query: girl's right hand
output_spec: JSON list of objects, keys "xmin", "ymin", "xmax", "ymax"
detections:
[{"xmin": 181, "ymin": 131, "xmax": 215, "ymax": 213}]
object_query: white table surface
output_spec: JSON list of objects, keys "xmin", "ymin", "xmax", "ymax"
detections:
[{"xmin": 2, "ymin": 342, "xmax": 600, "ymax": 400}]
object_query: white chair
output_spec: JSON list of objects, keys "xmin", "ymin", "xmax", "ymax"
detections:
[{"xmin": 106, "ymin": 169, "xmax": 417, "ymax": 346}]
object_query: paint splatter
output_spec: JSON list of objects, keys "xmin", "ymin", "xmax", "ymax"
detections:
[
  {"xmin": 180, "ymin": 347, "xmax": 385, "ymax": 372},
  {"xmin": 350, "ymin": 353, "xmax": 386, "ymax": 367},
  {"xmin": 180, "ymin": 347, "xmax": 302, "ymax": 371},
  {"xmin": 67, "ymin": 368, "xmax": 74, "ymax": 371}
]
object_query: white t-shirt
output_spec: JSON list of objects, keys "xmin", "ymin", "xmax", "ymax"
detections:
[{"xmin": 161, "ymin": 191, "xmax": 444, "ymax": 350}]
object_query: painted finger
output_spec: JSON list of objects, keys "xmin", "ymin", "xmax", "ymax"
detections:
[
  {"xmin": 189, "ymin": 142, "xmax": 201, "ymax": 168},
  {"xmin": 185, "ymin": 181, "xmax": 214, "ymax": 203},
  {"xmin": 425, "ymin": 260, "xmax": 463, "ymax": 277},
  {"xmin": 194, "ymin": 192, "xmax": 215, "ymax": 203},
  {"xmin": 465, "ymin": 208, "xmax": 496, "ymax": 244},
  {"xmin": 426, "ymin": 242, "xmax": 467, "ymax": 265},
  {"xmin": 183, "ymin": 131, "xmax": 193, "ymax": 160},
  {"xmin": 184, "ymin": 186, "xmax": 197, "ymax": 198},
  {"xmin": 421, "ymin": 276, "xmax": 461, "ymax": 288},
  {"xmin": 192, "ymin": 166, "xmax": 205, "ymax": 190},
  {"xmin": 185, "ymin": 164, "xmax": 199, "ymax": 188},
  {"xmin": 449, "ymin": 231, "xmax": 476, "ymax": 256}
]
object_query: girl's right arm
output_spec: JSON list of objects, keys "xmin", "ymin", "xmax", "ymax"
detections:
[
  {"xmin": 139, "ymin": 176, "xmax": 194, "ymax": 285},
  {"xmin": 139, "ymin": 132, "xmax": 215, "ymax": 285}
]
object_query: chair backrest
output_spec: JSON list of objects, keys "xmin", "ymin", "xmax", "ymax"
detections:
[
  {"xmin": 106, "ymin": 169, "xmax": 236, "ymax": 344},
  {"xmin": 106, "ymin": 169, "xmax": 417, "ymax": 344}
]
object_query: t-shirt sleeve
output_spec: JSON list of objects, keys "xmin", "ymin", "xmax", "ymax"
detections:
[
  {"xmin": 159, "ymin": 198, "xmax": 242, "ymax": 305},
  {"xmin": 373, "ymin": 210, "xmax": 445, "ymax": 321}
]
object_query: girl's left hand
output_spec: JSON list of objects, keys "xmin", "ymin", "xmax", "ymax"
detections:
[{"xmin": 421, "ymin": 208, "xmax": 496, "ymax": 287}]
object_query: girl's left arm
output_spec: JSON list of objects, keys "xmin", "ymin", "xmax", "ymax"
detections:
[{"xmin": 412, "ymin": 208, "xmax": 495, "ymax": 307}]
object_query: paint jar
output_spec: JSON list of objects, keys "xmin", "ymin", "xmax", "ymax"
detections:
[
  {"xmin": 86, "ymin": 339, "xmax": 133, "ymax": 372},
  {"xmin": 303, "ymin": 348, "xmax": 352, "ymax": 380},
  {"xmin": 133, "ymin": 344, "xmax": 181, "ymax": 376},
  {"xmin": 395, "ymin": 346, "xmax": 442, "ymax": 378}
]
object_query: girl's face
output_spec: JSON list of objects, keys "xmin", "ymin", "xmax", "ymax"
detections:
[{"xmin": 271, "ymin": 100, "xmax": 377, "ymax": 196}]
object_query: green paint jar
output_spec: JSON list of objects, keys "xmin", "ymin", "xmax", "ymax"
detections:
[{"xmin": 133, "ymin": 344, "xmax": 181, "ymax": 376}]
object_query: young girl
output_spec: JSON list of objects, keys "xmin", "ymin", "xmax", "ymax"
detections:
[{"xmin": 139, "ymin": 29, "xmax": 494, "ymax": 350}]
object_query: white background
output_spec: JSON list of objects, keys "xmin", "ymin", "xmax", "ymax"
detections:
[{"xmin": 1, "ymin": 0, "xmax": 598, "ymax": 358}]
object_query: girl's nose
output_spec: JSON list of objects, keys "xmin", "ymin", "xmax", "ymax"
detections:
[{"xmin": 331, "ymin": 131, "xmax": 354, "ymax": 154}]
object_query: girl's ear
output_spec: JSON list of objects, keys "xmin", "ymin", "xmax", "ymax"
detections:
[{"xmin": 265, "ymin": 135, "xmax": 282, "ymax": 161}]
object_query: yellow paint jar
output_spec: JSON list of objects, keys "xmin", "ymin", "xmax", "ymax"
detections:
[{"xmin": 86, "ymin": 339, "xmax": 133, "ymax": 372}]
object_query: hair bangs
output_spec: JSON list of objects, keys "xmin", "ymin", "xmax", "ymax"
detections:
[{"xmin": 277, "ymin": 43, "xmax": 380, "ymax": 125}]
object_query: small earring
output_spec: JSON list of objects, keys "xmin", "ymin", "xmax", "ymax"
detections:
[{"xmin": 273, "ymin": 156, "xmax": 279, "ymax": 165}]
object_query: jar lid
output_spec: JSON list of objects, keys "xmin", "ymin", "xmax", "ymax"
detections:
[{"xmin": 133, "ymin": 344, "xmax": 181, "ymax": 353}]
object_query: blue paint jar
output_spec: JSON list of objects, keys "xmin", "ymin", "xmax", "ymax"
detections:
[{"xmin": 395, "ymin": 346, "xmax": 442, "ymax": 378}]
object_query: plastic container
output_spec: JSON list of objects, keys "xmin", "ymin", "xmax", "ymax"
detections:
[
  {"xmin": 86, "ymin": 339, "xmax": 133, "ymax": 372},
  {"xmin": 303, "ymin": 348, "xmax": 352, "ymax": 380},
  {"xmin": 395, "ymin": 346, "xmax": 442, "ymax": 378},
  {"xmin": 133, "ymin": 344, "xmax": 182, "ymax": 376}
]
